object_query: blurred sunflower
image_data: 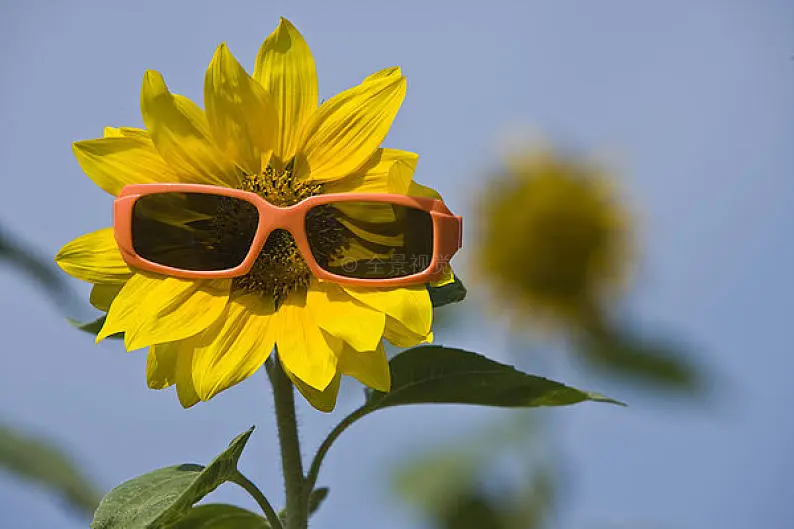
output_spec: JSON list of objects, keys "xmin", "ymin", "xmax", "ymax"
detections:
[
  {"xmin": 55, "ymin": 18, "xmax": 446, "ymax": 411},
  {"xmin": 475, "ymin": 147, "xmax": 632, "ymax": 331}
]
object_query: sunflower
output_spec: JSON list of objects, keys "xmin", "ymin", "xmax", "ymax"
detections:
[
  {"xmin": 476, "ymin": 147, "xmax": 632, "ymax": 330},
  {"xmin": 55, "ymin": 18, "xmax": 447, "ymax": 411}
]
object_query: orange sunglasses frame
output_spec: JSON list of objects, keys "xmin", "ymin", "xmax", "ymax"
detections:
[{"xmin": 114, "ymin": 183, "xmax": 463, "ymax": 287}]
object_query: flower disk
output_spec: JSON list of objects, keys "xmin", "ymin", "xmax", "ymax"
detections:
[
  {"xmin": 56, "ymin": 18, "xmax": 444, "ymax": 411},
  {"xmin": 476, "ymin": 148, "xmax": 632, "ymax": 330},
  {"xmin": 231, "ymin": 163, "xmax": 325, "ymax": 304}
]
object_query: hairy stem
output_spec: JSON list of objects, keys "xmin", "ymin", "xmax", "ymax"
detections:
[
  {"xmin": 231, "ymin": 471, "xmax": 283, "ymax": 529},
  {"xmin": 268, "ymin": 354, "xmax": 307, "ymax": 529}
]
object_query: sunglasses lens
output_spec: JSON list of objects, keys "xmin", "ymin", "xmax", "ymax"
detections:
[
  {"xmin": 132, "ymin": 192, "xmax": 259, "ymax": 271},
  {"xmin": 306, "ymin": 201, "xmax": 434, "ymax": 279}
]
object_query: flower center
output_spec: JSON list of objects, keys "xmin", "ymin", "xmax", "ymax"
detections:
[
  {"xmin": 230, "ymin": 162, "xmax": 343, "ymax": 305},
  {"xmin": 239, "ymin": 163, "xmax": 320, "ymax": 208}
]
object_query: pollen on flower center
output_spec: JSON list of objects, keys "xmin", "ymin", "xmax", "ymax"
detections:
[
  {"xmin": 229, "ymin": 162, "xmax": 345, "ymax": 305},
  {"xmin": 239, "ymin": 163, "xmax": 320, "ymax": 207}
]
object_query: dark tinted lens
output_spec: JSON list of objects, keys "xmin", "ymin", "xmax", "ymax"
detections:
[
  {"xmin": 132, "ymin": 192, "xmax": 259, "ymax": 271},
  {"xmin": 306, "ymin": 201, "xmax": 434, "ymax": 279}
]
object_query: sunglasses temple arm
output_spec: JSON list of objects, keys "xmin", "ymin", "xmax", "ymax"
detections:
[{"xmin": 434, "ymin": 215, "xmax": 463, "ymax": 269}]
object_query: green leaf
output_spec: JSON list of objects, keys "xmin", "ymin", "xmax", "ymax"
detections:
[
  {"xmin": 308, "ymin": 487, "xmax": 329, "ymax": 517},
  {"xmin": 169, "ymin": 505, "xmax": 270, "ymax": 529},
  {"xmin": 581, "ymin": 328, "xmax": 702, "ymax": 393},
  {"xmin": 0, "ymin": 223, "xmax": 78, "ymax": 311},
  {"xmin": 68, "ymin": 316, "xmax": 104, "ymax": 335},
  {"xmin": 393, "ymin": 448, "xmax": 481, "ymax": 515},
  {"xmin": 511, "ymin": 471, "xmax": 555, "ymax": 529},
  {"xmin": 366, "ymin": 346, "xmax": 623, "ymax": 409},
  {"xmin": 428, "ymin": 275, "xmax": 467, "ymax": 308},
  {"xmin": 0, "ymin": 227, "xmax": 64, "ymax": 292},
  {"xmin": 91, "ymin": 427, "xmax": 255, "ymax": 529},
  {"xmin": 68, "ymin": 316, "xmax": 122, "ymax": 339},
  {"xmin": 439, "ymin": 492, "xmax": 508, "ymax": 529},
  {"xmin": 0, "ymin": 425, "xmax": 101, "ymax": 516}
]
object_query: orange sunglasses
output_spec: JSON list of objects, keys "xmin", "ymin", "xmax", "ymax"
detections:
[{"xmin": 113, "ymin": 184, "xmax": 462, "ymax": 287}]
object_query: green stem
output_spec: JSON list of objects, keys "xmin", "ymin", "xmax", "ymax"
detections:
[
  {"xmin": 231, "ymin": 471, "xmax": 283, "ymax": 529},
  {"xmin": 268, "ymin": 354, "xmax": 307, "ymax": 529},
  {"xmin": 304, "ymin": 405, "xmax": 372, "ymax": 495}
]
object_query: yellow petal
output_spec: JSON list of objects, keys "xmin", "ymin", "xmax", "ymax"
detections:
[
  {"xmin": 384, "ymin": 317, "xmax": 433, "ymax": 348},
  {"xmin": 205, "ymin": 43, "xmax": 278, "ymax": 174},
  {"xmin": 275, "ymin": 291, "xmax": 339, "ymax": 391},
  {"xmin": 98, "ymin": 273, "xmax": 230, "ymax": 350},
  {"xmin": 253, "ymin": 17, "xmax": 318, "ymax": 162},
  {"xmin": 287, "ymin": 369, "xmax": 341, "ymax": 413},
  {"xmin": 55, "ymin": 228, "xmax": 132, "ymax": 283},
  {"xmin": 141, "ymin": 70, "xmax": 239, "ymax": 187},
  {"xmin": 73, "ymin": 135, "xmax": 181, "ymax": 196},
  {"xmin": 146, "ymin": 342, "xmax": 180, "ymax": 389},
  {"xmin": 323, "ymin": 148, "xmax": 417, "ymax": 194},
  {"xmin": 294, "ymin": 73, "xmax": 407, "ymax": 183},
  {"xmin": 191, "ymin": 293, "xmax": 278, "ymax": 401},
  {"xmin": 337, "ymin": 341, "xmax": 390, "ymax": 392},
  {"xmin": 90, "ymin": 283, "xmax": 123, "ymax": 311},
  {"xmin": 176, "ymin": 344, "xmax": 201, "ymax": 408},
  {"xmin": 147, "ymin": 340, "xmax": 200, "ymax": 407},
  {"xmin": 343, "ymin": 285, "xmax": 432, "ymax": 338},
  {"xmin": 306, "ymin": 282, "xmax": 385, "ymax": 352},
  {"xmin": 363, "ymin": 66, "xmax": 402, "ymax": 83},
  {"xmin": 103, "ymin": 126, "xmax": 149, "ymax": 139},
  {"xmin": 408, "ymin": 180, "xmax": 442, "ymax": 199}
]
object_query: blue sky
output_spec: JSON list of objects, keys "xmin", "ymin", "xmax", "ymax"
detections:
[{"xmin": 1, "ymin": 1, "xmax": 792, "ymax": 528}]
